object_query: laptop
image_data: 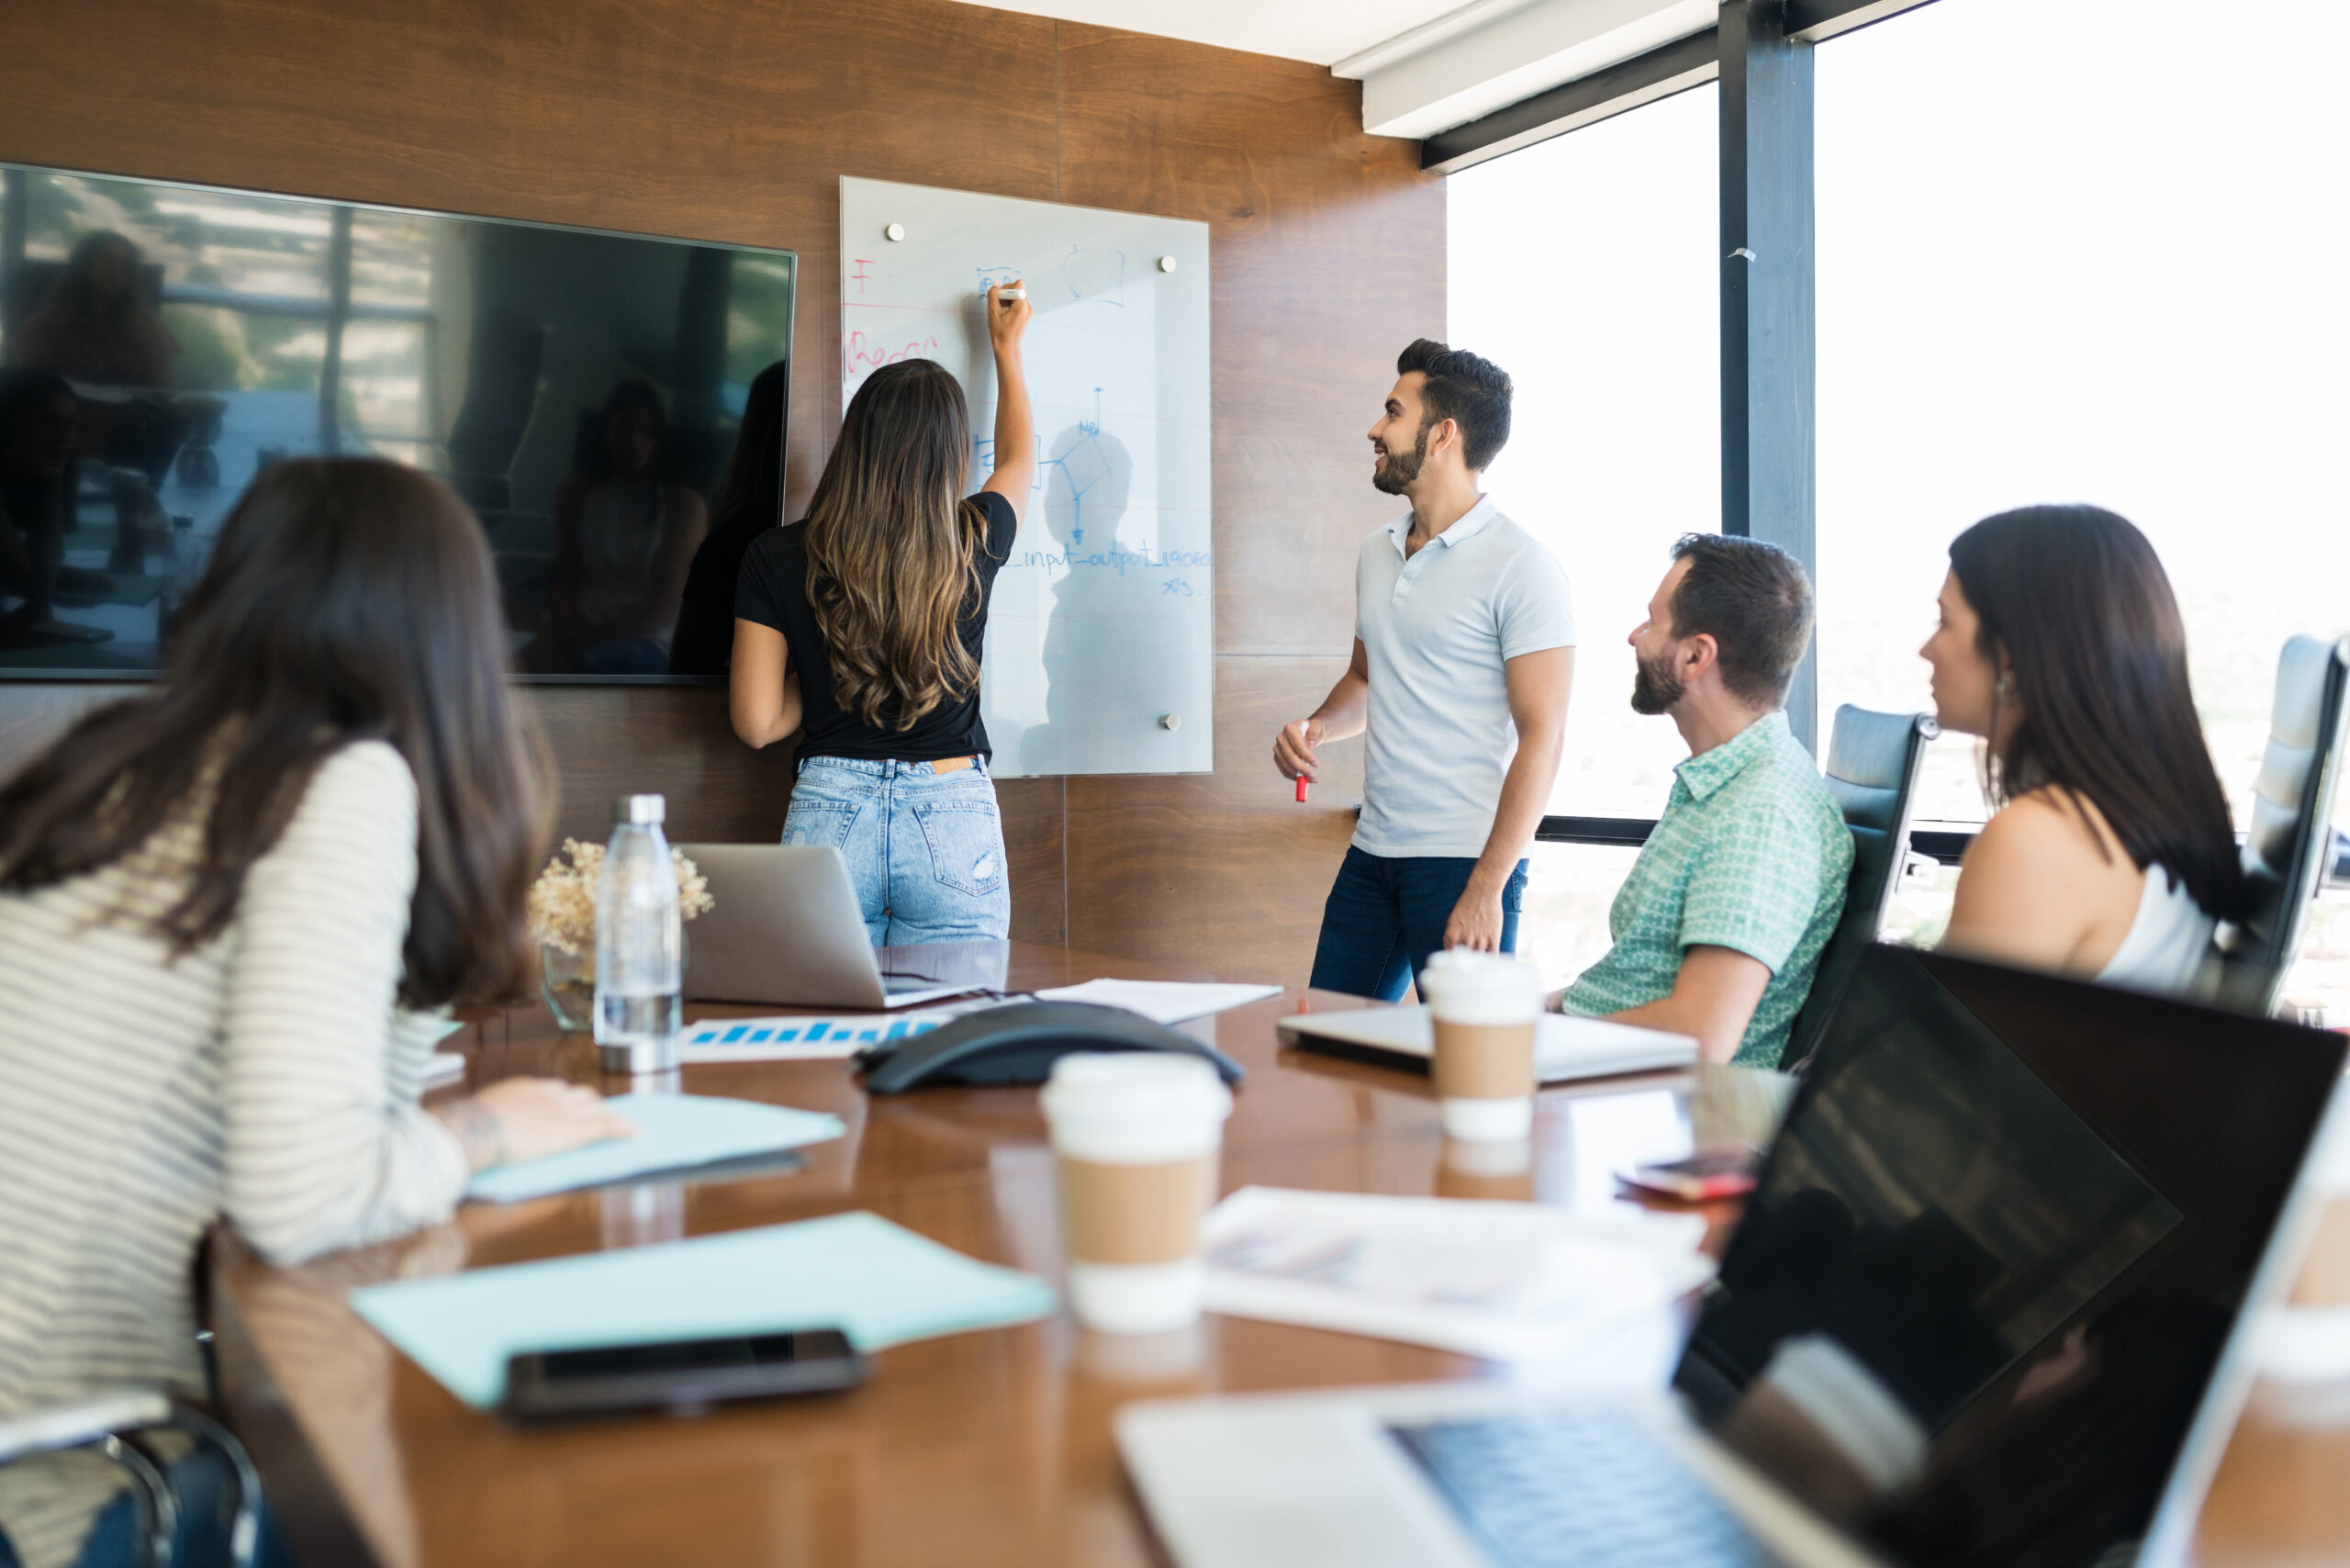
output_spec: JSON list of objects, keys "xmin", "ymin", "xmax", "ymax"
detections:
[
  {"xmin": 677, "ymin": 844, "xmax": 988, "ymax": 1010},
  {"xmin": 1120, "ymin": 944, "xmax": 2349, "ymax": 1568},
  {"xmin": 1279, "ymin": 1006, "xmax": 1698, "ymax": 1082}
]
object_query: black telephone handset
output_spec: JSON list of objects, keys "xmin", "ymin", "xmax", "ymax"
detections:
[{"xmin": 856, "ymin": 1001, "xmax": 1245, "ymax": 1093}]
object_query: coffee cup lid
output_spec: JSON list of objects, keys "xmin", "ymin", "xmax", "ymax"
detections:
[{"xmin": 1041, "ymin": 1052, "xmax": 1232, "ymax": 1163}]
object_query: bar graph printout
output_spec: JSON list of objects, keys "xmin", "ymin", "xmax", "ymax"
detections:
[
  {"xmin": 839, "ymin": 177, "xmax": 1214, "ymax": 778},
  {"xmin": 681, "ymin": 1012, "xmax": 963, "ymax": 1063}
]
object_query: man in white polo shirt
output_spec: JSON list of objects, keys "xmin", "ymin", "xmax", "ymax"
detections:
[{"xmin": 1273, "ymin": 339, "xmax": 1576, "ymax": 1001}]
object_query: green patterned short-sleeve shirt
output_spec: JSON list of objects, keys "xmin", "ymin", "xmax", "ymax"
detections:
[{"xmin": 1562, "ymin": 711, "xmax": 1852, "ymax": 1068}]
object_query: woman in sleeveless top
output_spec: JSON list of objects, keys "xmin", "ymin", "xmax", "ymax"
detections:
[
  {"xmin": 1920, "ymin": 505, "xmax": 2246, "ymax": 994},
  {"xmin": 729, "ymin": 282, "xmax": 1035, "ymax": 944}
]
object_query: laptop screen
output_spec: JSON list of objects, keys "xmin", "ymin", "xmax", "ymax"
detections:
[{"xmin": 1674, "ymin": 945, "xmax": 2344, "ymax": 1568}]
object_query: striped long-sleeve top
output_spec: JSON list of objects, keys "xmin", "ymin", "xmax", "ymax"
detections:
[{"xmin": 0, "ymin": 741, "xmax": 471, "ymax": 1565}]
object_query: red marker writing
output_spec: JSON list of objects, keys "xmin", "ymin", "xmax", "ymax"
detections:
[{"xmin": 1295, "ymin": 775, "xmax": 1310, "ymax": 803}]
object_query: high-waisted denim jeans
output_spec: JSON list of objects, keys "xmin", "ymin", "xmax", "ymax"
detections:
[{"xmin": 782, "ymin": 756, "xmax": 1012, "ymax": 946}]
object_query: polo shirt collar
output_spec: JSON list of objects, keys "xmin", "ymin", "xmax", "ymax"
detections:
[
  {"xmin": 1386, "ymin": 495, "xmax": 1500, "ymax": 555},
  {"xmin": 1675, "ymin": 709, "xmax": 1788, "ymax": 801}
]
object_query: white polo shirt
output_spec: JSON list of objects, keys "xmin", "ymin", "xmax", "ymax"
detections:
[{"xmin": 1352, "ymin": 498, "xmax": 1576, "ymax": 858}]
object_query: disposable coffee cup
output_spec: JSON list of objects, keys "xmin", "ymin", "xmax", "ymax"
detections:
[
  {"xmin": 1418, "ymin": 950, "xmax": 1544, "ymax": 1142},
  {"xmin": 1041, "ymin": 1053, "xmax": 1233, "ymax": 1335}
]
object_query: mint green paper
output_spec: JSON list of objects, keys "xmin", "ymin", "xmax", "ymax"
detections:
[
  {"xmin": 349, "ymin": 1211, "xmax": 1057, "ymax": 1407},
  {"xmin": 465, "ymin": 1093, "xmax": 845, "ymax": 1204}
]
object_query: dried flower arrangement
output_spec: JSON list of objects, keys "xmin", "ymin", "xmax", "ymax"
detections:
[{"xmin": 530, "ymin": 838, "xmax": 715, "ymax": 958}]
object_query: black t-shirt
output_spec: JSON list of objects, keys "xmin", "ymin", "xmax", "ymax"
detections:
[{"xmin": 734, "ymin": 490, "xmax": 1017, "ymax": 761}]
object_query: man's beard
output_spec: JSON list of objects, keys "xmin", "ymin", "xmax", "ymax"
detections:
[
  {"xmin": 1371, "ymin": 422, "xmax": 1428, "ymax": 496},
  {"xmin": 1630, "ymin": 647, "xmax": 1684, "ymax": 715}
]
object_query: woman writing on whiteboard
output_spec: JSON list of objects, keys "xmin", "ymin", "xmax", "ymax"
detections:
[{"xmin": 730, "ymin": 281, "xmax": 1035, "ymax": 943}]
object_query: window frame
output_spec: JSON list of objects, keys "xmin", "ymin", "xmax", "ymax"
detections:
[{"xmin": 1427, "ymin": 0, "xmax": 1946, "ymax": 849}]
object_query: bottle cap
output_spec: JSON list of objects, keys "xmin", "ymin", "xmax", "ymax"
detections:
[{"xmin": 614, "ymin": 793, "xmax": 666, "ymax": 825}]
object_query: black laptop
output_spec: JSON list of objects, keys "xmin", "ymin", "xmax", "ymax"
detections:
[{"xmin": 1119, "ymin": 944, "xmax": 2347, "ymax": 1568}]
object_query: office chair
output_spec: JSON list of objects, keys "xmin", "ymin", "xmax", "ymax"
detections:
[
  {"xmin": 2211, "ymin": 634, "xmax": 2350, "ymax": 1017},
  {"xmin": 0, "ymin": 1393, "xmax": 262, "ymax": 1568},
  {"xmin": 1778, "ymin": 706, "xmax": 1937, "ymax": 1073}
]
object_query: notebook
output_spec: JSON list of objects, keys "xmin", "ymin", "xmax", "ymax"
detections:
[
  {"xmin": 350, "ymin": 1211, "xmax": 1056, "ymax": 1407},
  {"xmin": 1277, "ymin": 1005, "xmax": 1696, "ymax": 1083}
]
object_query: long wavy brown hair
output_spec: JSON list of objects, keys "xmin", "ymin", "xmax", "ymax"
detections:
[
  {"xmin": 1949, "ymin": 504, "xmax": 2248, "ymax": 922},
  {"xmin": 803, "ymin": 360, "xmax": 992, "ymax": 730},
  {"xmin": 0, "ymin": 459, "xmax": 548, "ymax": 1007}
]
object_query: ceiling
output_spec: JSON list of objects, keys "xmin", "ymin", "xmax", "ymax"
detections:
[
  {"xmin": 948, "ymin": 0, "xmax": 1718, "ymax": 140},
  {"xmin": 945, "ymin": 0, "xmax": 1483, "ymax": 67}
]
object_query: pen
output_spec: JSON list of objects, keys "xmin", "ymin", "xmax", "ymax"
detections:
[{"xmin": 1295, "ymin": 776, "xmax": 1309, "ymax": 803}]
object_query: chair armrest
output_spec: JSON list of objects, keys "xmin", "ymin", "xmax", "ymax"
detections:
[{"xmin": 0, "ymin": 1390, "xmax": 173, "ymax": 1465}]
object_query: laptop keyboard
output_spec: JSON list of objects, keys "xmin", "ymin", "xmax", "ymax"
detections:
[{"xmin": 1390, "ymin": 1410, "xmax": 1787, "ymax": 1568}]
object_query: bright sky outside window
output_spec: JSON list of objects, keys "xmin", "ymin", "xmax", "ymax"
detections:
[
  {"xmin": 1449, "ymin": 84, "xmax": 1721, "ymax": 823},
  {"xmin": 1816, "ymin": 0, "xmax": 2350, "ymax": 829}
]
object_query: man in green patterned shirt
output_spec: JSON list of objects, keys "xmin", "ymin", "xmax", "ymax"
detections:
[{"xmin": 1561, "ymin": 535, "xmax": 1851, "ymax": 1067}]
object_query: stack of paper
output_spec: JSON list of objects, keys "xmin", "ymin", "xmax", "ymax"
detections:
[
  {"xmin": 1035, "ymin": 979, "xmax": 1281, "ymax": 1025},
  {"xmin": 350, "ymin": 1211, "xmax": 1057, "ymax": 1407},
  {"xmin": 1200, "ymin": 1186, "xmax": 1714, "ymax": 1363},
  {"xmin": 466, "ymin": 1093, "xmax": 845, "ymax": 1203}
]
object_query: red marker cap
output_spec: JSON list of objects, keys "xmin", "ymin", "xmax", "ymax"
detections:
[{"xmin": 1295, "ymin": 776, "xmax": 1310, "ymax": 803}]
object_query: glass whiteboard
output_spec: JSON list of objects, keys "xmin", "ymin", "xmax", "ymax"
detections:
[{"xmin": 840, "ymin": 177, "xmax": 1213, "ymax": 777}]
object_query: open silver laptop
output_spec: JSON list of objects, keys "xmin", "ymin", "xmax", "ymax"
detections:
[
  {"xmin": 1121, "ymin": 944, "xmax": 2349, "ymax": 1568},
  {"xmin": 677, "ymin": 844, "xmax": 987, "ymax": 1010},
  {"xmin": 1279, "ymin": 1006, "xmax": 1697, "ymax": 1082}
]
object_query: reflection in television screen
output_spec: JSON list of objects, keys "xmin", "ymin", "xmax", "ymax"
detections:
[{"xmin": 0, "ymin": 161, "xmax": 794, "ymax": 680}]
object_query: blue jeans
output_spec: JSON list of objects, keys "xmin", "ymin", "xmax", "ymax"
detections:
[
  {"xmin": 1308, "ymin": 846, "xmax": 1529, "ymax": 1002},
  {"xmin": 784, "ymin": 756, "xmax": 1011, "ymax": 946}
]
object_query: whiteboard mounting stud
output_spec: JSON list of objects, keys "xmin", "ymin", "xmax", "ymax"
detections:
[
  {"xmin": 884, "ymin": 223, "xmax": 906, "ymax": 242},
  {"xmin": 1158, "ymin": 255, "xmax": 1178, "ymax": 273},
  {"xmin": 1159, "ymin": 713, "xmax": 1182, "ymax": 731}
]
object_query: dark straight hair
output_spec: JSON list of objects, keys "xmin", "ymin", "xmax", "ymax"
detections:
[
  {"xmin": 1947, "ymin": 504, "xmax": 2247, "ymax": 922},
  {"xmin": 0, "ymin": 458, "xmax": 549, "ymax": 1007}
]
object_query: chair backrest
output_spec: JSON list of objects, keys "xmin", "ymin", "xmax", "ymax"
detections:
[
  {"xmin": 2212, "ymin": 634, "xmax": 2350, "ymax": 1016},
  {"xmin": 1779, "ymin": 705, "xmax": 1937, "ymax": 1071}
]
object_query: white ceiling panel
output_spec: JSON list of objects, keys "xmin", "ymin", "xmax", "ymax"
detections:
[{"xmin": 942, "ymin": 0, "xmax": 1488, "ymax": 67}]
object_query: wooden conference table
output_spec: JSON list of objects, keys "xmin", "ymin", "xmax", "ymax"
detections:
[{"xmin": 209, "ymin": 942, "xmax": 2350, "ymax": 1568}]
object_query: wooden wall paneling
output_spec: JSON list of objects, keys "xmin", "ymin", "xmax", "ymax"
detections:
[
  {"xmin": 1063, "ymin": 655, "xmax": 1360, "ymax": 984},
  {"xmin": 0, "ymin": 684, "xmax": 136, "ymax": 782},
  {"xmin": 521, "ymin": 686, "xmax": 794, "ymax": 847},
  {"xmin": 1053, "ymin": 24, "xmax": 1448, "ymax": 659}
]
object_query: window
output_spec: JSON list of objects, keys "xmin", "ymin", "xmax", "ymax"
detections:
[
  {"xmin": 1448, "ymin": 84, "xmax": 1720, "ymax": 824},
  {"xmin": 1816, "ymin": 0, "xmax": 2350, "ymax": 833}
]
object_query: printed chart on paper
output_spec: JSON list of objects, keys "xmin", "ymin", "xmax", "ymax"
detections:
[{"xmin": 839, "ymin": 176, "xmax": 1213, "ymax": 777}]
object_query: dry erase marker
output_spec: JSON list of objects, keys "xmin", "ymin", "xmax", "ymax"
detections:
[
  {"xmin": 996, "ymin": 288, "xmax": 1027, "ymax": 300},
  {"xmin": 1295, "ymin": 776, "xmax": 1310, "ymax": 803}
]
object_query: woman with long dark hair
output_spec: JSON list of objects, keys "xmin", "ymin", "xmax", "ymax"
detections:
[
  {"xmin": 532, "ymin": 376, "xmax": 709, "ymax": 674},
  {"xmin": 730, "ymin": 283, "xmax": 1034, "ymax": 943},
  {"xmin": 1921, "ymin": 505, "xmax": 2246, "ymax": 992},
  {"xmin": 0, "ymin": 366, "xmax": 77, "ymax": 635},
  {"xmin": 669, "ymin": 358, "xmax": 789, "ymax": 676},
  {"xmin": 7, "ymin": 230, "xmax": 176, "ymax": 389},
  {"xmin": 0, "ymin": 459, "xmax": 627, "ymax": 1568}
]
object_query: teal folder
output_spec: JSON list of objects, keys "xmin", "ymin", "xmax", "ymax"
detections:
[
  {"xmin": 349, "ymin": 1211, "xmax": 1058, "ymax": 1407},
  {"xmin": 465, "ymin": 1093, "xmax": 845, "ymax": 1204}
]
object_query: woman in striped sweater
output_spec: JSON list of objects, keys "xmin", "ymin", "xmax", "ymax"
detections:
[{"xmin": 0, "ymin": 459, "xmax": 629, "ymax": 1568}]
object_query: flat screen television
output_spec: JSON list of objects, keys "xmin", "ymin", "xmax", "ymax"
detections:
[{"xmin": 0, "ymin": 161, "xmax": 794, "ymax": 680}]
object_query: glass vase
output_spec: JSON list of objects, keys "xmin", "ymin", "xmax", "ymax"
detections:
[
  {"xmin": 539, "ymin": 930, "xmax": 688, "ymax": 1034},
  {"xmin": 540, "ymin": 943, "xmax": 595, "ymax": 1033}
]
